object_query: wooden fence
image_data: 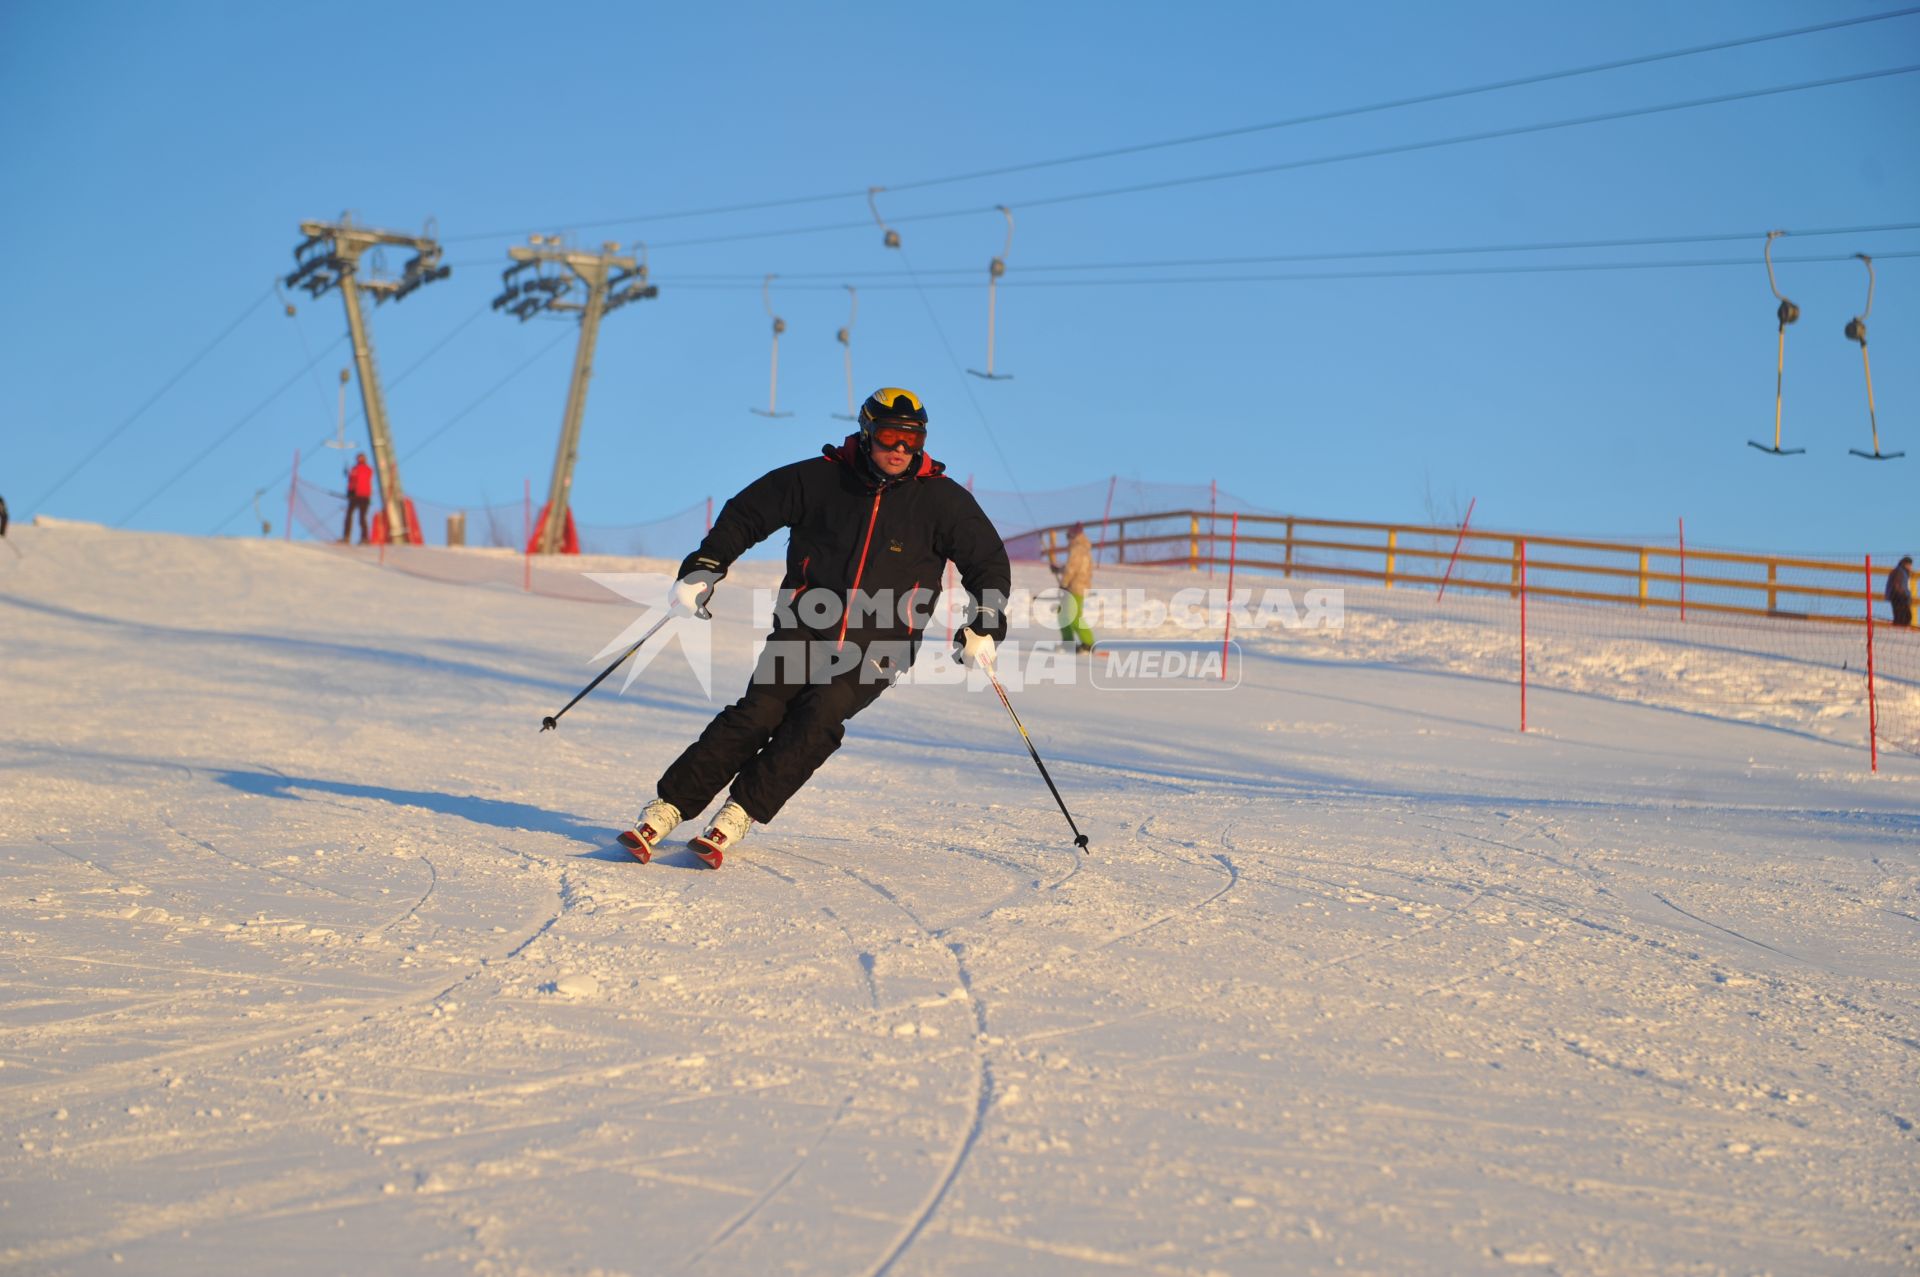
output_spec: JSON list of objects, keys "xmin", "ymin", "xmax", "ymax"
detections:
[{"xmin": 1036, "ymin": 510, "xmax": 1890, "ymax": 627}]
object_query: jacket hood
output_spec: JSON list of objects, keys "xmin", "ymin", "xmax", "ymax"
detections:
[{"xmin": 823, "ymin": 433, "xmax": 947, "ymax": 486}]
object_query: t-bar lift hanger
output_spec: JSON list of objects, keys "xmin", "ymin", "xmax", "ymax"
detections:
[
  {"xmin": 967, "ymin": 205, "xmax": 1015, "ymax": 381},
  {"xmin": 1845, "ymin": 254, "xmax": 1901, "ymax": 461},
  {"xmin": 1749, "ymin": 230, "xmax": 1805, "ymax": 456},
  {"xmin": 751, "ymin": 274, "xmax": 795, "ymax": 418}
]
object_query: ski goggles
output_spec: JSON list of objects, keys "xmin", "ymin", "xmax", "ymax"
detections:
[{"xmin": 869, "ymin": 424, "xmax": 927, "ymax": 451}]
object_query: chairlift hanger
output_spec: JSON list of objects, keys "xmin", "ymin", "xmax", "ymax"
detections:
[
  {"xmin": 967, "ymin": 205, "xmax": 1015, "ymax": 381},
  {"xmin": 1748, "ymin": 230, "xmax": 1805, "ymax": 456},
  {"xmin": 834, "ymin": 285, "xmax": 858, "ymax": 421},
  {"xmin": 750, "ymin": 274, "xmax": 795, "ymax": 418},
  {"xmin": 325, "ymin": 367, "xmax": 357, "ymax": 451},
  {"xmin": 1845, "ymin": 253, "xmax": 1902, "ymax": 460},
  {"xmin": 868, "ymin": 187, "xmax": 901, "ymax": 249}
]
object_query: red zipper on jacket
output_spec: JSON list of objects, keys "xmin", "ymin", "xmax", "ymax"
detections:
[
  {"xmin": 837, "ymin": 490, "xmax": 885, "ymax": 649},
  {"xmin": 790, "ymin": 556, "xmax": 809, "ymax": 604}
]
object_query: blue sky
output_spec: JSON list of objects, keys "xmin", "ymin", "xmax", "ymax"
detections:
[{"xmin": 4, "ymin": 1, "xmax": 1917, "ymax": 556}]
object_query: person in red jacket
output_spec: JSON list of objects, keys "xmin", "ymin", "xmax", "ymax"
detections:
[{"xmin": 343, "ymin": 454, "xmax": 373, "ymax": 544}]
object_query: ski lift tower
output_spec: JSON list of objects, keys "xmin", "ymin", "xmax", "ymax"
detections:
[
  {"xmin": 492, "ymin": 236, "xmax": 657, "ymax": 555},
  {"xmin": 284, "ymin": 216, "xmax": 451, "ymax": 543}
]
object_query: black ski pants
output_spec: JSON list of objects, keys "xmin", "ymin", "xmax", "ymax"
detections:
[
  {"xmin": 657, "ymin": 634, "xmax": 896, "ymax": 824},
  {"xmin": 1894, "ymin": 597, "xmax": 1914, "ymax": 628},
  {"xmin": 344, "ymin": 495, "xmax": 370, "ymax": 543}
]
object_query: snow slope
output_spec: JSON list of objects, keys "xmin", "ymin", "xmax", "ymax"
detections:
[{"xmin": 2, "ymin": 525, "xmax": 1916, "ymax": 1276}]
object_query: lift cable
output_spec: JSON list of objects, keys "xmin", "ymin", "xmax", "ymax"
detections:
[
  {"xmin": 660, "ymin": 248, "xmax": 1920, "ymax": 291},
  {"xmin": 443, "ymin": 7, "xmax": 1920, "ymax": 246},
  {"xmin": 657, "ymin": 221, "xmax": 1920, "ymax": 283},
  {"xmin": 204, "ymin": 301, "xmax": 503, "ymax": 535},
  {"xmin": 882, "ymin": 6, "xmax": 1920, "ymax": 198},
  {"xmin": 635, "ymin": 64, "xmax": 1920, "ymax": 252},
  {"xmin": 400, "ymin": 328, "xmax": 574, "ymax": 463},
  {"xmin": 26, "ymin": 285, "xmax": 275, "ymax": 515},
  {"xmin": 120, "ymin": 332, "xmax": 350, "ymax": 528}
]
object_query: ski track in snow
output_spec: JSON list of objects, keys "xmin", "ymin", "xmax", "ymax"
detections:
[{"xmin": 3, "ymin": 526, "xmax": 1919, "ymax": 1274}]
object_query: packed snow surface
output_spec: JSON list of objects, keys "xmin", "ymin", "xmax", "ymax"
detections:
[{"xmin": 2, "ymin": 525, "xmax": 1916, "ymax": 1275}]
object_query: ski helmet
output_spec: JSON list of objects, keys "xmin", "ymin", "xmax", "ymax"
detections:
[{"xmin": 857, "ymin": 387, "xmax": 929, "ymax": 442}]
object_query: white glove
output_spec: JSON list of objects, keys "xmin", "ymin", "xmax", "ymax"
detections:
[
  {"xmin": 670, "ymin": 574, "xmax": 716, "ymax": 619},
  {"xmin": 956, "ymin": 627, "xmax": 997, "ymax": 669}
]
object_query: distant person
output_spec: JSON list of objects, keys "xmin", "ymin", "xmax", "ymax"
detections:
[
  {"xmin": 343, "ymin": 453, "xmax": 373, "ymax": 544},
  {"xmin": 0, "ymin": 493, "xmax": 9, "ymax": 539},
  {"xmin": 1888, "ymin": 555, "xmax": 1914, "ymax": 628},
  {"xmin": 1058, "ymin": 521, "xmax": 1095, "ymax": 653}
]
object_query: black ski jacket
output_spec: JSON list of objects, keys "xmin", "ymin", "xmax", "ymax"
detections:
[
  {"xmin": 679, "ymin": 435, "xmax": 1011, "ymax": 651},
  {"xmin": 1889, "ymin": 563, "xmax": 1912, "ymax": 606}
]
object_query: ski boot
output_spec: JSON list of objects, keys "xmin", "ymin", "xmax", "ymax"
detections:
[
  {"xmin": 688, "ymin": 800, "xmax": 751, "ymax": 869},
  {"xmin": 617, "ymin": 799, "xmax": 681, "ymax": 864}
]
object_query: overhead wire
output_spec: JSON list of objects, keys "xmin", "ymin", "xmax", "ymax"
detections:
[
  {"xmin": 638, "ymin": 63, "xmax": 1920, "ymax": 252},
  {"xmin": 118, "ymin": 16, "xmax": 1920, "ymax": 532},
  {"xmin": 440, "ymin": 6, "xmax": 1920, "ymax": 246},
  {"xmin": 882, "ymin": 5, "xmax": 1920, "ymax": 195},
  {"xmin": 205, "ymin": 300, "xmax": 516, "ymax": 535},
  {"xmin": 660, "ymin": 249, "xmax": 1920, "ymax": 291},
  {"xmin": 399, "ymin": 328, "xmax": 573, "ymax": 462},
  {"xmin": 205, "ymin": 422, "xmax": 348, "ymax": 537},
  {"xmin": 26, "ymin": 285, "xmax": 275, "ymax": 515},
  {"xmin": 657, "ymin": 221, "xmax": 1920, "ymax": 282},
  {"xmin": 121, "ymin": 332, "xmax": 350, "ymax": 528},
  {"xmin": 890, "ymin": 243, "xmax": 1038, "ymax": 529},
  {"xmin": 284, "ymin": 296, "xmax": 344, "ymax": 432},
  {"xmin": 1013, "ymin": 63, "xmax": 1920, "ymax": 215}
]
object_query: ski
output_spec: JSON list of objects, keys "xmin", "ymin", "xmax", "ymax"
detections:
[{"xmin": 615, "ymin": 828, "xmax": 652, "ymax": 864}]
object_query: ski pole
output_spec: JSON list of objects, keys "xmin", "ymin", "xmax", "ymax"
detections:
[
  {"xmin": 539, "ymin": 614, "xmax": 672, "ymax": 732},
  {"xmin": 982, "ymin": 659, "xmax": 1090, "ymax": 852}
]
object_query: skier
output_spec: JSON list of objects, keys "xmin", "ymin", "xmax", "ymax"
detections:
[
  {"xmin": 621, "ymin": 388, "xmax": 1011, "ymax": 867},
  {"xmin": 342, "ymin": 453, "xmax": 373, "ymax": 544},
  {"xmin": 1057, "ymin": 521, "xmax": 1095, "ymax": 653},
  {"xmin": 1888, "ymin": 555, "xmax": 1914, "ymax": 628}
]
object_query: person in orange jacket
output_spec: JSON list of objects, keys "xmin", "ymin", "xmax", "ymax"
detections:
[{"xmin": 343, "ymin": 453, "xmax": 373, "ymax": 544}]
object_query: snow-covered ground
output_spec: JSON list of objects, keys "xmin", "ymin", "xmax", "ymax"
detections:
[{"xmin": 2, "ymin": 524, "xmax": 1916, "ymax": 1276}]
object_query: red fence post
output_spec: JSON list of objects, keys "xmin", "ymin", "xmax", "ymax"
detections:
[
  {"xmin": 1867, "ymin": 553, "xmax": 1879, "ymax": 774},
  {"xmin": 1519, "ymin": 538, "xmax": 1528, "ymax": 733},
  {"xmin": 1435, "ymin": 496, "xmax": 1477, "ymax": 601},
  {"xmin": 1221, "ymin": 512, "xmax": 1239, "ymax": 680},
  {"xmin": 1678, "ymin": 516, "xmax": 1687, "ymax": 622},
  {"xmin": 522, "ymin": 477, "xmax": 532, "ymax": 593},
  {"xmin": 285, "ymin": 449, "xmax": 298, "ymax": 542}
]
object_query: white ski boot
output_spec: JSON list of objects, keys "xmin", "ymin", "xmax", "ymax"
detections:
[
  {"xmin": 689, "ymin": 800, "xmax": 751, "ymax": 869},
  {"xmin": 617, "ymin": 799, "xmax": 681, "ymax": 864}
]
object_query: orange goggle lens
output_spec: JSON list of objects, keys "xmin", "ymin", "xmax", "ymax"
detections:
[{"xmin": 870, "ymin": 425, "xmax": 926, "ymax": 450}]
